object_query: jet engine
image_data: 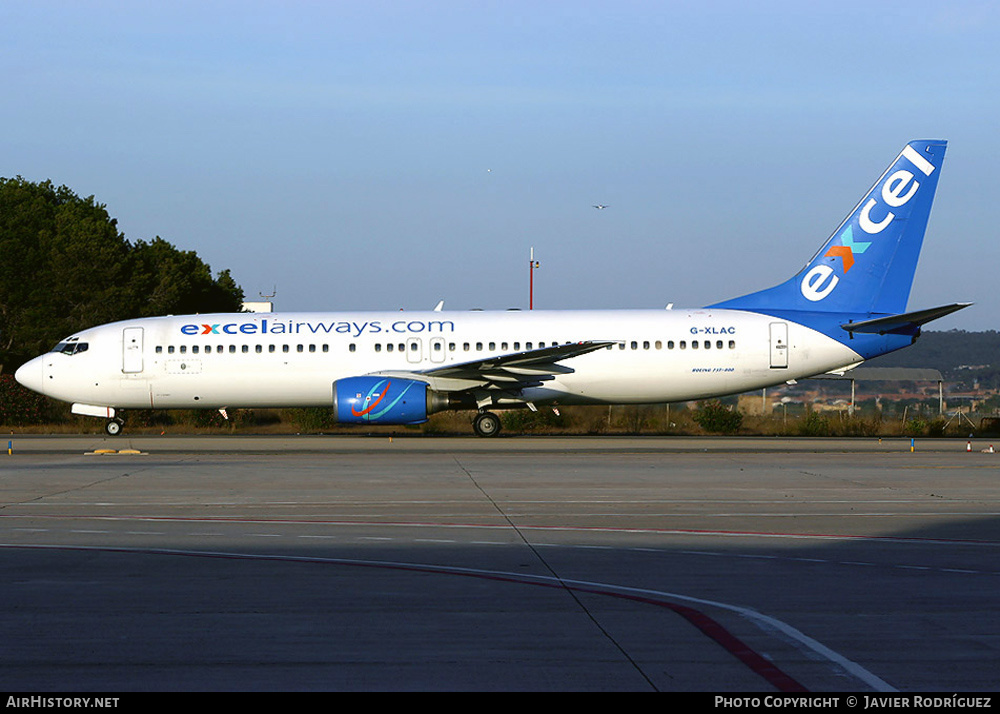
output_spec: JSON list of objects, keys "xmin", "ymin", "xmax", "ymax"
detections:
[{"xmin": 332, "ymin": 376, "xmax": 449, "ymax": 425}]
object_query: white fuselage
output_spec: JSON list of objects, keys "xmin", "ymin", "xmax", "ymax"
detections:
[{"xmin": 18, "ymin": 308, "xmax": 863, "ymax": 411}]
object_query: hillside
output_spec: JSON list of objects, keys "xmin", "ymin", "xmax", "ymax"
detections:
[{"xmin": 866, "ymin": 330, "xmax": 1000, "ymax": 388}]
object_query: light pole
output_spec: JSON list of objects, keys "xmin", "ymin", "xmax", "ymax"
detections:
[{"xmin": 529, "ymin": 247, "xmax": 540, "ymax": 309}]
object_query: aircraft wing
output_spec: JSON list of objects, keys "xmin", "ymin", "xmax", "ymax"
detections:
[
  {"xmin": 424, "ymin": 340, "xmax": 615, "ymax": 383},
  {"xmin": 368, "ymin": 340, "xmax": 615, "ymax": 406}
]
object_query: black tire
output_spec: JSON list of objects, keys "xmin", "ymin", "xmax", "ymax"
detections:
[
  {"xmin": 473, "ymin": 411, "xmax": 502, "ymax": 437},
  {"xmin": 104, "ymin": 419, "xmax": 123, "ymax": 436}
]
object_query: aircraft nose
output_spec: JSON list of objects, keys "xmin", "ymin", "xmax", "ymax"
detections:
[{"xmin": 14, "ymin": 357, "xmax": 45, "ymax": 394}]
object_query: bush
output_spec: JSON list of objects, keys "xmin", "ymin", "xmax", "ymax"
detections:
[
  {"xmin": 501, "ymin": 407, "xmax": 565, "ymax": 433},
  {"xmin": 693, "ymin": 400, "xmax": 743, "ymax": 434},
  {"xmin": 0, "ymin": 374, "xmax": 50, "ymax": 425},
  {"xmin": 903, "ymin": 417, "xmax": 929, "ymax": 436},
  {"xmin": 798, "ymin": 411, "xmax": 830, "ymax": 436},
  {"xmin": 840, "ymin": 415, "xmax": 882, "ymax": 437},
  {"xmin": 186, "ymin": 408, "xmax": 258, "ymax": 429},
  {"xmin": 283, "ymin": 407, "xmax": 335, "ymax": 432}
]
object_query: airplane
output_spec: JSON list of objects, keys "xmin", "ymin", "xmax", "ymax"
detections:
[{"xmin": 15, "ymin": 140, "xmax": 969, "ymax": 437}]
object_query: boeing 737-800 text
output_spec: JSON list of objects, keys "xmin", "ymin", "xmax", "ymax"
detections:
[{"xmin": 15, "ymin": 140, "xmax": 968, "ymax": 436}]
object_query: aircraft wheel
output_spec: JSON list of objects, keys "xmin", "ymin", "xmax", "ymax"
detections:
[
  {"xmin": 473, "ymin": 411, "xmax": 502, "ymax": 438},
  {"xmin": 104, "ymin": 418, "xmax": 124, "ymax": 436}
]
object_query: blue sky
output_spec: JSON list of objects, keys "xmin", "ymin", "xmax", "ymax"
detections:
[{"xmin": 3, "ymin": 1, "xmax": 998, "ymax": 329}]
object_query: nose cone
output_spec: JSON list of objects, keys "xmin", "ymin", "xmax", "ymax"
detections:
[{"xmin": 15, "ymin": 357, "xmax": 45, "ymax": 395}]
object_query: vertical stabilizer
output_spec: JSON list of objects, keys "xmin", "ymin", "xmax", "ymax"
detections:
[{"xmin": 711, "ymin": 140, "xmax": 946, "ymax": 316}]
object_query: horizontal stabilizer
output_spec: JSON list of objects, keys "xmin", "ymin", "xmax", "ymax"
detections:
[{"xmin": 841, "ymin": 303, "xmax": 972, "ymax": 334}]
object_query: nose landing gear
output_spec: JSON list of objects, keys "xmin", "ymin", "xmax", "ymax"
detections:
[{"xmin": 104, "ymin": 417, "xmax": 124, "ymax": 436}]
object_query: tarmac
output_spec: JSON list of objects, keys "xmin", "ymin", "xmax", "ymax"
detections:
[{"xmin": 1, "ymin": 434, "xmax": 997, "ymax": 691}]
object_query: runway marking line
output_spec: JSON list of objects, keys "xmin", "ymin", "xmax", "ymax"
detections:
[
  {"xmin": 0, "ymin": 541, "xmax": 810, "ymax": 692},
  {"xmin": 3, "ymin": 513, "xmax": 998, "ymax": 547}
]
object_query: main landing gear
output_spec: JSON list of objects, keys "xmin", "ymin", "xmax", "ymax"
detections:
[{"xmin": 473, "ymin": 411, "xmax": 502, "ymax": 438}]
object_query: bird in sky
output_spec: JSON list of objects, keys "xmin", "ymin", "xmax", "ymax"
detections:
[{"xmin": 592, "ymin": 204, "xmax": 608, "ymax": 209}]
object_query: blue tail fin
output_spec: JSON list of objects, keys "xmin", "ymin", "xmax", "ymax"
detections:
[{"xmin": 711, "ymin": 140, "xmax": 947, "ymax": 316}]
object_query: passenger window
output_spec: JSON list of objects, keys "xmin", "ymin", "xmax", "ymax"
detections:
[
  {"xmin": 692, "ymin": 341, "xmax": 699, "ymax": 349},
  {"xmin": 180, "ymin": 346, "xmax": 187, "ymax": 354},
  {"xmin": 643, "ymin": 341, "xmax": 650, "ymax": 350},
  {"xmin": 375, "ymin": 344, "xmax": 382, "ymax": 352},
  {"xmin": 667, "ymin": 341, "xmax": 674, "ymax": 349},
  {"xmin": 716, "ymin": 340, "xmax": 723, "ymax": 349},
  {"xmin": 387, "ymin": 344, "xmax": 394, "ymax": 352},
  {"xmin": 680, "ymin": 341, "xmax": 686, "ymax": 349},
  {"xmin": 282, "ymin": 344, "xmax": 289, "ymax": 353},
  {"xmin": 256, "ymin": 345, "xmax": 262, "ymax": 353},
  {"xmin": 655, "ymin": 341, "xmax": 662, "ymax": 349},
  {"xmin": 297, "ymin": 345, "xmax": 303, "ymax": 353},
  {"xmin": 229, "ymin": 345, "xmax": 236, "ymax": 353},
  {"xmin": 168, "ymin": 346, "xmax": 175, "ymax": 354},
  {"xmin": 349, "ymin": 344, "xmax": 356, "ymax": 352},
  {"xmin": 309, "ymin": 344, "xmax": 316, "ymax": 353},
  {"xmin": 489, "ymin": 342, "xmax": 496, "ymax": 350},
  {"xmin": 155, "ymin": 346, "xmax": 163, "ymax": 354},
  {"xmin": 476, "ymin": 342, "xmax": 483, "ymax": 351},
  {"xmin": 242, "ymin": 345, "xmax": 249, "ymax": 353},
  {"xmin": 729, "ymin": 340, "xmax": 736, "ymax": 349},
  {"xmin": 269, "ymin": 345, "xmax": 275, "ymax": 353}
]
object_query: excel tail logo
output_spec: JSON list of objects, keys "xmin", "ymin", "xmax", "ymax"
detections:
[
  {"xmin": 800, "ymin": 144, "xmax": 937, "ymax": 303},
  {"xmin": 823, "ymin": 226, "xmax": 870, "ymax": 274}
]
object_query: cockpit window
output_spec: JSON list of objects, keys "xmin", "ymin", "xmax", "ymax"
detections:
[{"xmin": 50, "ymin": 342, "xmax": 89, "ymax": 356}]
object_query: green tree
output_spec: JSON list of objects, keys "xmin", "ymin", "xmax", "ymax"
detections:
[
  {"xmin": 0, "ymin": 177, "xmax": 243, "ymax": 371},
  {"xmin": 129, "ymin": 237, "xmax": 243, "ymax": 317}
]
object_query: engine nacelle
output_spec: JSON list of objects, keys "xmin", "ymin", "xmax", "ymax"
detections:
[{"xmin": 332, "ymin": 376, "xmax": 448, "ymax": 425}]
